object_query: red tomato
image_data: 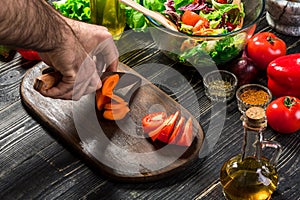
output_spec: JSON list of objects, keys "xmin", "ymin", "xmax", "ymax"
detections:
[
  {"xmin": 266, "ymin": 96, "xmax": 300, "ymax": 134},
  {"xmin": 147, "ymin": 113, "xmax": 175, "ymax": 142},
  {"xmin": 181, "ymin": 11, "xmax": 203, "ymax": 26},
  {"xmin": 246, "ymin": 32, "xmax": 286, "ymax": 71},
  {"xmin": 177, "ymin": 117, "xmax": 193, "ymax": 146},
  {"xmin": 142, "ymin": 112, "xmax": 167, "ymax": 133},
  {"xmin": 157, "ymin": 111, "xmax": 179, "ymax": 143},
  {"xmin": 216, "ymin": 0, "xmax": 228, "ymax": 3},
  {"xmin": 17, "ymin": 49, "xmax": 41, "ymax": 61},
  {"xmin": 169, "ymin": 117, "xmax": 185, "ymax": 144},
  {"xmin": 192, "ymin": 17, "xmax": 209, "ymax": 32}
]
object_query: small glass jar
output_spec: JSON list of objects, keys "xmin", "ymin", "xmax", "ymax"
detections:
[
  {"xmin": 236, "ymin": 84, "xmax": 272, "ymax": 114},
  {"xmin": 90, "ymin": 0, "xmax": 126, "ymax": 40},
  {"xmin": 203, "ymin": 70, "xmax": 238, "ymax": 102}
]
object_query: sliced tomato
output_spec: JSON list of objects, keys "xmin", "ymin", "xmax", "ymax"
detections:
[
  {"xmin": 177, "ymin": 117, "xmax": 193, "ymax": 146},
  {"xmin": 192, "ymin": 17, "xmax": 209, "ymax": 32},
  {"xmin": 181, "ymin": 10, "xmax": 203, "ymax": 26},
  {"xmin": 148, "ymin": 114, "xmax": 173, "ymax": 141},
  {"xmin": 142, "ymin": 112, "xmax": 167, "ymax": 133},
  {"xmin": 156, "ymin": 111, "xmax": 180, "ymax": 143},
  {"xmin": 217, "ymin": 0, "xmax": 227, "ymax": 3},
  {"xmin": 168, "ymin": 117, "xmax": 185, "ymax": 144}
]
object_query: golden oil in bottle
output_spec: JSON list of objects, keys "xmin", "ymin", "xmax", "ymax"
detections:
[
  {"xmin": 220, "ymin": 107, "xmax": 282, "ymax": 200},
  {"xmin": 90, "ymin": 0, "xmax": 126, "ymax": 40},
  {"xmin": 220, "ymin": 155, "xmax": 278, "ymax": 200}
]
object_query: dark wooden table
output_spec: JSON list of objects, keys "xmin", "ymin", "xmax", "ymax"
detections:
[{"xmin": 1, "ymin": 9, "xmax": 299, "ymax": 200}]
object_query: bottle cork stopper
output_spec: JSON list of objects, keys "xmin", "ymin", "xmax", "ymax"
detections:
[{"xmin": 245, "ymin": 107, "xmax": 266, "ymax": 128}]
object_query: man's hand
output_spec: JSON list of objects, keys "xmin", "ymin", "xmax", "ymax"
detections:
[
  {"xmin": 38, "ymin": 19, "xmax": 119, "ymax": 100},
  {"xmin": 0, "ymin": 0, "xmax": 119, "ymax": 100}
]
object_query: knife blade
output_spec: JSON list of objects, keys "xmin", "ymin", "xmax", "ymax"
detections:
[{"xmin": 34, "ymin": 68, "xmax": 142, "ymax": 101}]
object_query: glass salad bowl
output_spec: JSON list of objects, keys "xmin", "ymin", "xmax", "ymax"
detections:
[{"xmin": 141, "ymin": 0, "xmax": 265, "ymax": 67}]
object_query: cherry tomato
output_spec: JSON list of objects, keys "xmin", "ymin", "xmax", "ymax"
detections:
[
  {"xmin": 181, "ymin": 10, "xmax": 203, "ymax": 26},
  {"xmin": 246, "ymin": 32, "xmax": 286, "ymax": 71},
  {"xmin": 17, "ymin": 49, "xmax": 41, "ymax": 60},
  {"xmin": 266, "ymin": 96, "xmax": 300, "ymax": 134},
  {"xmin": 142, "ymin": 112, "xmax": 167, "ymax": 133}
]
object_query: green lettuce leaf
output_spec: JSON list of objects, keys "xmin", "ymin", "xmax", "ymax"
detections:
[{"xmin": 53, "ymin": 0, "xmax": 91, "ymax": 22}]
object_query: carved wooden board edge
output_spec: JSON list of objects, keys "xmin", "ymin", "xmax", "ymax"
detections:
[{"xmin": 20, "ymin": 61, "xmax": 205, "ymax": 182}]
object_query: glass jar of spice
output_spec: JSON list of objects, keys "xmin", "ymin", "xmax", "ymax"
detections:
[
  {"xmin": 203, "ymin": 70, "xmax": 238, "ymax": 102},
  {"xmin": 236, "ymin": 84, "xmax": 272, "ymax": 114}
]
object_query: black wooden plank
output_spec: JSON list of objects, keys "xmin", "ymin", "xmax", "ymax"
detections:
[{"xmin": 0, "ymin": 7, "xmax": 300, "ymax": 200}]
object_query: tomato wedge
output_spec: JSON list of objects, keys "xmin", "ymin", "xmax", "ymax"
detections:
[
  {"xmin": 216, "ymin": 0, "xmax": 227, "ymax": 3},
  {"xmin": 181, "ymin": 10, "xmax": 203, "ymax": 26},
  {"xmin": 142, "ymin": 112, "xmax": 167, "ymax": 133},
  {"xmin": 177, "ymin": 117, "xmax": 193, "ymax": 146},
  {"xmin": 143, "ymin": 111, "xmax": 194, "ymax": 146},
  {"xmin": 168, "ymin": 117, "xmax": 185, "ymax": 144},
  {"xmin": 148, "ymin": 114, "xmax": 173, "ymax": 141},
  {"xmin": 156, "ymin": 111, "xmax": 180, "ymax": 143}
]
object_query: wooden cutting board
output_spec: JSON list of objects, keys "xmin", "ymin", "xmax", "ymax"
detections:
[{"xmin": 20, "ymin": 62, "xmax": 205, "ymax": 182}]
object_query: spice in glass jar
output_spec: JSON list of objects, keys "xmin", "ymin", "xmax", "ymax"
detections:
[
  {"xmin": 203, "ymin": 70, "xmax": 238, "ymax": 102},
  {"xmin": 240, "ymin": 89, "xmax": 270, "ymax": 105},
  {"xmin": 236, "ymin": 84, "xmax": 272, "ymax": 113},
  {"xmin": 207, "ymin": 80, "xmax": 233, "ymax": 95}
]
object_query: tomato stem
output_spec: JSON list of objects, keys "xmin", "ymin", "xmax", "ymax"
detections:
[
  {"xmin": 267, "ymin": 36, "xmax": 275, "ymax": 45},
  {"xmin": 284, "ymin": 96, "xmax": 297, "ymax": 108}
]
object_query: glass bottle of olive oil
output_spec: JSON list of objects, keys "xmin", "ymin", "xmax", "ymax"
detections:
[
  {"xmin": 90, "ymin": 0, "xmax": 126, "ymax": 40},
  {"xmin": 220, "ymin": 107, "xmax": 282, "ymax": 200}
]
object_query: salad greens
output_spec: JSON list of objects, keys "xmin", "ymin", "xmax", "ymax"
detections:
[
  {"xmin": 52, "ymin": 0, "xmax": 149, "ymax": 31},
  {"xmin": 51, "ymin": 0, "xmax": 246, "ymax": 65},
  {"xmin": 140, "ymin": 0, "xmax": 246, "ymax": 65},
  {"xmin": 121, "ymin": 0, "xmax": 148, "ymax": 31},
  {"xmin": 52, "ymin": 0, "xmax": 91, "ymax": 22},
  {"xmin": 180, "ymin": 33, "xmax": 247, "ymax": 65}
]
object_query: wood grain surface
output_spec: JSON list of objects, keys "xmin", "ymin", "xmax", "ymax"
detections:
[
  {"xmin": 0, "ymin": 6, "xmax": 300, "ymax": 200},
  {"xmin": 20, "ymin": 62, "xmax": 204, "ymax": 182}
]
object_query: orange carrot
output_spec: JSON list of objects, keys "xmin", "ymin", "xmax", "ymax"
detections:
[
  {"xmin": 111, "ymin": 94, "xmax": 126, "ymax": 103},
  {"xmin": 103, "ymin": 106, "xmax": 130, "ymax": 121},
  {"xmin": 96, "ymin": 90, "xmax": 110, "ymax": 111},
  {"xmin": 104, "ymin": 101, "xmax": 128, "ymax": 110},
  {"xmin": 101, "ymin": 74, "xmax": 119, "ymax": 97},
  {"xmin": 95, "ymin": 74, "xmax": 131, "ymax": 120}
]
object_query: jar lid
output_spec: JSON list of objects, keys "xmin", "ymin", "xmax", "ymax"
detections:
[{"xmin": 245, "ymin": 107, "xmax": 267, "ymax": 128}]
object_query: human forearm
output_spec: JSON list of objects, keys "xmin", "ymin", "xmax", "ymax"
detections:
[
  {"xmin": 0, "ymin": 0, "xmax": 70, "ymax": 51},
  {"xmin": 0, "ymin": 0, "xmax": 119, "ymax": 100}
]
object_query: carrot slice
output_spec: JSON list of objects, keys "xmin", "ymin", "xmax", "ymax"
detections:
[
  {"xmin": 104, "ymin": 101, "xmax": 128, "ymax": 110},
  {"xmin": 96, "ymin": 74, "xmax": 121, "ymax": 111},
  {"xmin": 95, "ymin": 74, "xmax": 131, "ymax": 121},
  {"xmin": 96, "ymin": 90, "xmax": 110, "ymax": 111},
  {"xmin": 103, "ymin": 106, "xmax": 130, "ymax": 120},
  {"xmin": 101, "ymin": 74, "xmax": 119, "ymax": 97},
  {"xmin": 111, "ymin": 94, "xmax": 125, "ymax": 103}
]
